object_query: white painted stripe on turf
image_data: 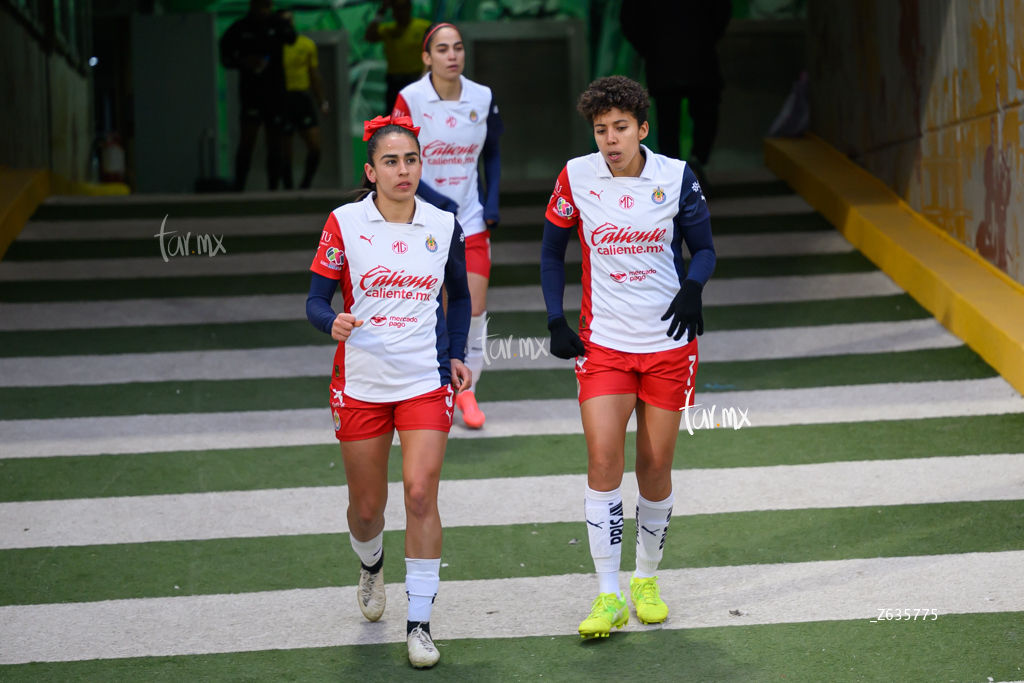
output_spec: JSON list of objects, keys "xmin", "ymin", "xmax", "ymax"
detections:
[
  {"xmin": 1, "ymin": 453, "xmax": 1022, "ymax": 549},
  {"xmin": 17, "ymin": 215, "xmax": 325, "ymax": 241},
  {"xmin": 1, "ymin": 377, "xmax": 1021, "ymax": 458},
  {"xmin": 0, "ymin": 251, "xmax": 318, "ymax": 281},
  {"xmin": 1, "ymin": 550, "xmax": 1020, "ymax": 663},
  {"xmin": 0, "ymin": 232, "xmax": 853, "ymax": 281},
  {"xmin": 0, "ymin": 320, "xmax": 961, "ymax": 386},
  {"xmin": 0, "ymin": 272, "xmax": 901, "ymax": 331}
]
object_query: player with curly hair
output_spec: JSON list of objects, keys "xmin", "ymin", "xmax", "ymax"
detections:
[{"xmin": 540, "ymin": 75, "xmax": 717, "ymax": 638}]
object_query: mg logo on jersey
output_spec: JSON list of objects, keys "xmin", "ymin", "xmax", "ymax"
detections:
[
  {"xmin": 445, "ymin": 115, "xmax": 457, "ymax": 128},
  {"xmin": 618, "ymin": 194, "xmax": 634, "ymax": 209},
  {"xmin": 392, "ymin": 240, "xmax": 408, "ymax": 254}
]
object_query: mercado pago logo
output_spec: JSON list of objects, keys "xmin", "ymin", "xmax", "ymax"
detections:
[
  {"xmin": 590, "ymin": 222, "xmax": 667, "ymax": 255},
  {"xmin": 358, "ymin": 265, "xmax": 438, "ymax": 301},
  {"xmin": 421, "ymin": 140, "xmax": 480, "ymax": 166}
]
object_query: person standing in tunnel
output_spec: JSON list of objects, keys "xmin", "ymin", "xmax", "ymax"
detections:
[
  {"xmin": 365, "ymin": 0, "xmax": 432, "ymax": 115},
  {"xmin": 620, "ymin": 0, "xmax": 731, "ymax": 190},
  {"xmin": 219, "ymin": 0, "xmax": 297, "ymax": 191},
  {"xmin": 279, "ymin": 9, "xmax": 328, "ymax": 190}
]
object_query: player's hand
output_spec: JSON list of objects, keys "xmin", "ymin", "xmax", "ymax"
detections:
[
  {"xmin": 661, "ymin": 279, "xmax": 703, "ymax": 342},
  {"xmin": 332, "ymin": 312, "xmax": 363, "ymax": 342},
  {"xmin": 485, "ymin": 219, "xmax": 498, "ymax": 228},
  {"xmin": 451, "ymin": 358, "xmax": 472, "ymax": 393},
  {"xmin": 547, "ymin": 316, "xmax": 585, "ymax": 359}
]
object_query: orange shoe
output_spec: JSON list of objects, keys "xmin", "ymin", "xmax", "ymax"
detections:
[{"xmin": 455, "ymin": 391, "xmax": 486, "ymax": 429}]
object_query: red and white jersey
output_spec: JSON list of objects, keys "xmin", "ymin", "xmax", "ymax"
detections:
[
  {"xmin": 393, "ymin": 74, "xmax": 494, "ymax": 237},
  {"xmin": 311, "ymin": 193, "xmax": 461, "ymax": 403},
  {"xmin": 545, "ymin": 146, "xmax": 711, "ymax": 354}
]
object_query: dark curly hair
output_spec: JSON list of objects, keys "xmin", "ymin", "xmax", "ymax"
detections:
[{"xmin": 576, "ymin": 75, "xmax": 650, "ymax": 126}]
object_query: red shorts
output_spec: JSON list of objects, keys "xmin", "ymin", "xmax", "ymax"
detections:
[
  {"xmin": 575, "ymin": 339, "xmax": 699, "ymax": 411},
  {"xmin": 465, "ymin": 230, "xmax": 491, "ymax": 278},
  {"xmin": 329, "ymin": 383, "xmax": 455, "ymax": 442}
]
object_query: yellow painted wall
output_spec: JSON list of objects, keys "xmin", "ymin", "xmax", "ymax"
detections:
[{"xmin": 808, "ymin": 0, "xmax": 1024, "ymax": 285}]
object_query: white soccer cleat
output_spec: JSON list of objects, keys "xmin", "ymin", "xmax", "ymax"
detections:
[
  {"xmin": 357, "ymin": 565, "xmax": 386, "ymax": 622},
  {"xmin": 406, "ymin": 624, "xmax": 440, "ymax": 668}
]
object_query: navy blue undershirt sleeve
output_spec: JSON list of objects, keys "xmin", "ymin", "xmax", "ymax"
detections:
[
  {"xmin": 672, "ymin": 164, "xmax": 716, "ymax": 286},
  {"xmin": 416, "ymin": 182, "xmax": 459, "ymax": 215},
  {"xmin": 480, "ymin": 97, "xmax": 504, "ymax": 224},
  {"xmin": 306, "ymin": 272, "xmax": 339, "ymax": 335},
  {"xmin": 444, "ymin": 219, "xmax": 471, "ymax": 362},
  {"xmin": 540, "ymin": 217, "xmax": 574, "ymax": 323}
]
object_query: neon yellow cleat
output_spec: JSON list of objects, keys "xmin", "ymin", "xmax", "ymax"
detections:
[
  {"xmin": 630, "ymin": 576, "xmax": 668, "ymax": 624},
  {"xmin": 578, "ymin": 592, "xmax": 629, "ymax": 639}
]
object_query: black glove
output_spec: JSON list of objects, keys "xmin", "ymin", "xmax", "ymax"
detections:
[
  {"xmin": 547, "ymin": 316, "xmax": 586, "ymax": 359},
  {"xmin": 661, "ymin": 279, "xmax": 704, "ymax": 342}
]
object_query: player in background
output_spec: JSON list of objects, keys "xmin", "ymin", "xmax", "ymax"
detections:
[
  {"xmin": 219, "ymin": 0, "xmax": 297, "ymax": 191},
  {"xmin": 391, "ymin": 22, "xmax": 503, "ymax": 430},
  {"xmin": 305, "ymin": 115, "xmax": 472, "ymax": 668},
  {"xmin": 279, "ymin": 10, "xmax": 328, "ymax": 190},
  {"xmin": 540, "ymin": 76, "xmax": 716, "ymax": 638}
]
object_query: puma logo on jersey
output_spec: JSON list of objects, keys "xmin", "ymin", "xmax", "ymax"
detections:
[
  {"xmin": 360, "ymin": 235, "xmax": 374, "ymax": 245},
  {"xmin": 423, "ymin": 112, "xmax": 433, "ymax": 120},
  {"xmin": 589, "ymin": 190, "xmax": 604, "ymax": 200}
]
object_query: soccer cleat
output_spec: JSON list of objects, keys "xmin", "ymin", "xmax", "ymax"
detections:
[
  {"xmin": 630, "ymin": 576, "xmax": 668, "ymax": 624},
  {"xmin": 357, "ymin": 564, "xmax": 386, "ymax": 622},
  {"xmin": 578, "ymin": 592, "xmax": 629, "ymax": 638},
  {"xmin": 455, "ymin": 391, "xmax": 486, "ymax": 429},
  {"xmin": 407, "ymin": 623, "xmax": 440, "ymax": 668}
]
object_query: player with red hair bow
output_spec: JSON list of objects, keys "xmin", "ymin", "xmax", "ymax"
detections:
[
  {"xmin": 306, "ymin": 116, "xmax": 471, "ymax": 668},
  {"xmin": 392, "ymin": 21, "xmax": 504, "ymax": 430}
]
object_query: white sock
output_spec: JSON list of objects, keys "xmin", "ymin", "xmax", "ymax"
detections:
[
  {"xmin": 465, "ymin": 312, "xmax": 487, "ymax": 393},
  {"xmin": 405, "ymin": 557, "xmax": 441, "ymax": 623},
  {"xmin": 585, "ymin": 486, "xmax": 624, "ymax": 597},
  {"xmin": 634, "ymin": 492, "xmax": 674, "ymax": 579},
  {"xmin": 350, "ymin": 531, "xmax": 384, "ymax": 569}
]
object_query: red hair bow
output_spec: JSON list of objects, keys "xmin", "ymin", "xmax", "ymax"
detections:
[{"xmin": 362, "ymin": 115, "xmax": 421, "ymax": 141}]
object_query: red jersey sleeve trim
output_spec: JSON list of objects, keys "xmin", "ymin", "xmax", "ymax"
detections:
[
  {"xmin": 310, "ymin": 213, "xmax": 345, "ymax": 279},
  {"xmin": 391, "ymin": 93, "xmax": 410, "ymax": 119},
  {"xmin": 544, "ymin": 165, "xmax": 578, "ymax": 229}
]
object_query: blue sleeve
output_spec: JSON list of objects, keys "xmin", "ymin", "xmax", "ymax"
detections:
[
  {"xmin": 416, "ymin": 182, "xmax": 459, "ymax": 215},
  {"xmin": 540, "ymin": 217, "xmax": 573, "ymax": 323},
  {"xmin": 671, "ymin": 165, "xmax": 716, "ymax": 286},
  {"xmin": 444, "ymin": 220, "xmax": 471, "ymax": 362},
  {"xmin": 306, "ymin": 272, "xmax": 339, "ymax": 334},
  {"xmin": 480, "ymin": 97, "xmax": 504, "ymax": 223}
]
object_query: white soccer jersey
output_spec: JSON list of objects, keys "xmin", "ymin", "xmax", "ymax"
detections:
[
  {"xmin": 545, "ymin": 145, "xmax": 712, "ymax": 354},
  {"xmin": 311, "ymin": 193, "xmax": 464, "ymax": 402},
  {"xmin": 393, "ymin": 74, "xmax": 495, "ymax": 237}
]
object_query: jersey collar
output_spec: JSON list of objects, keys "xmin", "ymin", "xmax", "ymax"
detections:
[
  {"xmin": 362, "ymin": 192, "xmax": 427, "ymax": 227},
  {"xmin": 423, "ymin": 73, "xmax": 471, "ymax": 103},
  {"xmin": 595, "ymin": 144, "xmax": 658, "ymax": 180}
]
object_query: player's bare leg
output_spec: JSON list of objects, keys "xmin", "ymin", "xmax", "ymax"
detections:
[
  {"xmin": 341, "ymin": 430, "xmax": 393, "ymax": 622},
  {"xmin": 298, "ymin": 126, "xmax": 322, "ymax": 189},
  {"xmin": 577, "ymin": 393, "xmax": 635, "ymax": 637},
  {"xmin": 457, "ymin": 273, "xmax": 489, "ymax": 428},
  {"xmin": 398, "ymin": 428, "xmax": 448, "ymax": 667}
]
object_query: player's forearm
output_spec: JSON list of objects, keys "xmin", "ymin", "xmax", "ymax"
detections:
[
  {"xmin": 540, "ymin": 218, "xmax": 572, "ymax": 323},
  {"xmin": 681, "ymin": 215, "xmax": 716, "ymax": 286},
  {"xmin": 306, "ymin": 273, "xmax": 339, "ymax": 334},
  {"xmin": 445, "ymin": 221, "xmax": 472, "ymax": 361},
  {"xmin": 481, "ymin": 136, "xmax": 502, "ymax": 223},
  {"xmin": 309, "ymin": 68, "xmax": 325, "ymax": 104}
]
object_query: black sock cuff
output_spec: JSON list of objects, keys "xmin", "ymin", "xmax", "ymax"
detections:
[
  {"xmin": 360, "ymin": 551, "xmax": 384, "ymax": 575},
  {"xmin": 407, "ymin": 620, "xmax": 430, "ymax": 636}
]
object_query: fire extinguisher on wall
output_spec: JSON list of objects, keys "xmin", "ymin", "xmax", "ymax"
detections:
[{"xmin": 98, "ymin": 132, "xmax": 126, "ymax": 183}]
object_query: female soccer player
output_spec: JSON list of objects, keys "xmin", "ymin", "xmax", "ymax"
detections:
[
  {"xmin": 306, "ymin": 115, "xmax": 472, "ymax": 668},
  {"xmin": 540, "ymin": 76, "xmax": 716, "ymax": 638},
  {"xmin": 391, "ymin": 22, "xmax": 503, "ymax": 429}
]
